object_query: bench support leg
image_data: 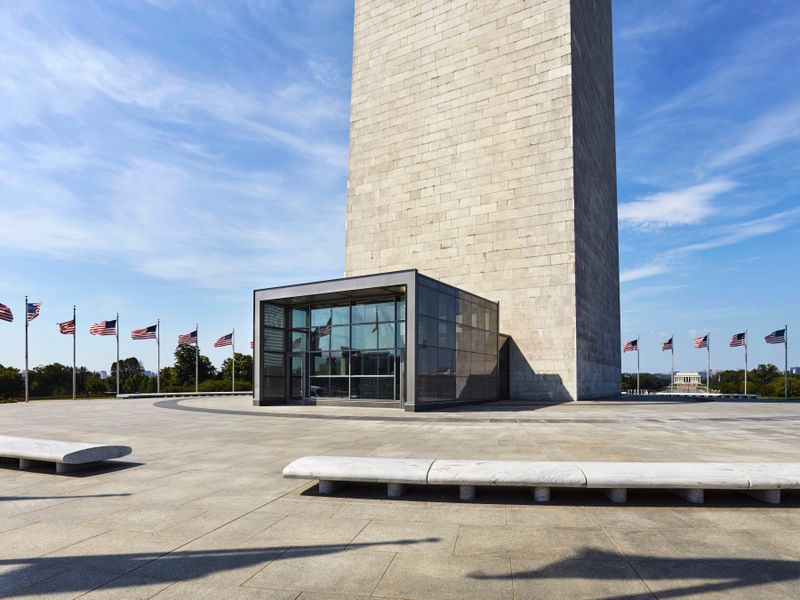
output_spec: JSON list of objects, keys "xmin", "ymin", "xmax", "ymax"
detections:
[
  {"xmin": 318, "ymin": 480, "xmax": 343, "ymax": 495},
  {"xmin": 673, "ymin": 489, "xmax": 704, "ymax": 504},
  {"xmin": 19, "ymin": 459, "xmax": 33, "ymax": 470},
  {"xmin": 459, "ymin": 485, "xmax": 476, "ymax": 501},
  {"xmin": 605, "ymin": 488, "xmax": 627, "ymax": 504},
  {"xmin": 387, "ymin": 483, "xmax": 407, "ymax": 498},
  {"xmin": 533, "ymin": 487, "xmax": 550, "ymax": 503},
  {"xmin": 747, "ymin": 489, "xmax": 780, "ymax": 505}
]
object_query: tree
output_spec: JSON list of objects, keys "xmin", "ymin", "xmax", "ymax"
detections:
[
  {"xmin": 0, "ymin": 364, "xmax": 24, "ymax": 399},
  {"xmin": 30, "ymin": 363, "xmax": 73, "ymax": 397},
  {"xmin": 220, "ymin": 352, "xmax": 253, "ymax": 383},
  {"xmin": 172, "ymin": 345, "xmax": 215, "ymax": 386},
  {"xmin": 110, "ymin": 357, "xmax": 146, "ymax": 394}
]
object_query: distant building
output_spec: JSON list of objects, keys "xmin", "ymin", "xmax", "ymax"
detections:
[
  {"xmin": 99, "ymin": 370, "xmax": 108, "ymax": 379},
  {"xmin": 674, "ymin": 371, "xmax": 702, "ymax": 392},
  {"xmin": 144, "ymin": 370, "xmax": 155, "ymax": 378},
  {"xmin": 789, "ymin": 367, "xmax": 800, "ymax": 375}
]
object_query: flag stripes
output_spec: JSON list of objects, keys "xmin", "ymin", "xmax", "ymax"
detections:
[
  {"xmin": 132, "ymin": 325, "xmax": 157, "ymax": 340},
  {"xmin": 662, "ymin": 337, "xmax": 673, "ymax": 351},
  {"xmin": 623, "ymin": 339, "xmax": 638, "ymax": 352},
  {"xmin": 729, "ymin": 332, "xmax": 746, "ymax": 347},
  {"xmin": 214, "ymin": 333, "xmax": 233, "ymax": 348},
  {"xmin": 90, "ymin": 320, "xmax": 117, "ymax": 336},
  {"xmin": 27, "ymin": 303, "xmax": 41, "ymax": 322},
  {"xmin": 694, "ymin": 335, "xmax": 708, "ymax": 349},
  {"xmin": 178, "ymin": 330, "xmax": 197, "ymax": 345},
  {"xmin": 765, "ymin": 329, "xmax": 786, "ymax": 344},
  {"xmin": 58, "ymin": 319, "xmax": 76, "ymax": 335},
  {"xmin": 0, "ymin": 303, "xmax": 13, "ymax": 323}
]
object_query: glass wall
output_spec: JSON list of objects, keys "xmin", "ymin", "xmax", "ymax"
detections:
[
  {"xmin": 417, "ymin": 276, "xmax": 498, "ymax": 405},
  {"xmin": 261, "ymin": 295, "xmax": 405, "ymax": 404}
]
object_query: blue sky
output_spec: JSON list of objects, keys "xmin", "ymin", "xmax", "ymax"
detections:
[{"xmin": 0, "ymin": 1, "xmax": 797, "ymax": 375}]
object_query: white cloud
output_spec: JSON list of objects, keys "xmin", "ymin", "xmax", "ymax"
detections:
[
  {"xmin": 621, "ymin": 207, "xmax": 800, "ymax": 284},
  {"xmin": 711, "ymin": 101, "xmax": 800, "ymax": 168},
  {"xmin": 618, "ymin": 179, "xmax": 735, "ymax": 229}
]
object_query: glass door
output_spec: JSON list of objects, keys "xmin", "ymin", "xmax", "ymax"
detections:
[{"xmin": 290, "ymin": 354, "xmax": 305, "ymax": 399}]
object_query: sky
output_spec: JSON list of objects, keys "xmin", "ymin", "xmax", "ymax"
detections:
[{"xmin": 0, "ymin": 0, "xmax": 797, "ymax": 375}]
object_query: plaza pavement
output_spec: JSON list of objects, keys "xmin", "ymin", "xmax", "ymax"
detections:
[{"xmin": 1, "ymin": 396, "xmax": 800, "ymax": 599}]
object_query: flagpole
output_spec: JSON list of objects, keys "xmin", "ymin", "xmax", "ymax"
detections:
[
  {"xmin": 744, "ymin": 330, "xmax": 748, "ymax": 396},
  {"xmin": 156, "ymin": 318, "xmax": 161, "ymax": 394},
  {"xmin": 24, "ymin": 295, "xmax": 29, "ymax": 403},
  {"xmin": 72, "ymin": 305, "xmax": 76, "ymax": 401},
  {"xmin": 116, "ymin": 313, "xmax": 120, "ymax": 396},
  {"xmin": 671, "ymin": 333, "xmax": 675, "ymax": 392},
  {"xmin": 785, "ymin": 324, "xmax": 789, "ymax": 399},
  {"xmin": 706, "ymin": 331, "xmax": 711, "ymax": 394},
  {"xmin": 195, "ymin": 323, "xmax": 199, "ymax": 393},
  {"xmin": 232, "ymin": 328, "xmax": 235, "ymax": 393},
  {"xmin": 636, "ymin": 334, "xmax": 640, "ymax": 395}
]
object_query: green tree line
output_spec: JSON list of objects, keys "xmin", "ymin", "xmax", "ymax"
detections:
[
  {"xmin": 621, "ymin": 364, "xmax": 799, "ymax": 397},
  {"xmin": 0, "ymin": 346, "xmax": 253, "ymax": 401}
]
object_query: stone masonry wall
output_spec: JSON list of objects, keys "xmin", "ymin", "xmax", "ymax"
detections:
[{"xmin": 345, "ymin": 0, "xmax": 618, "ymax": 400}]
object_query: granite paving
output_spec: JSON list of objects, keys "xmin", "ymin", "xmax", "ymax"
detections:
[{"xmin": 1, "ymin": 396, "xmax": 799, "ymax": 598}]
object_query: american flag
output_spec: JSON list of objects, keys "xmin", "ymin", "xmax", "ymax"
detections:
[
  {"xmin": 765, "ymin": 328, "xmax": 786, "ymax": 344},
  {"xmin": 694, "ymin": 334, "xmax": 708, "ymax": 349},
  {"xmin": 58, "ymin": 319, "xmax": 75, "ymax": 335},
  {"xmin": 729, "ymin": 332, "xmax": 746, "ymax": 347},
  {"xmin": 0, "ymin": 303, "xmax": 12, "ymax": 323},
  {"xmin": 132, "ymin": 325, "xmax": 157, "ymax": 340},
  {"xmin": 316, "ymin": 317, "xmax": 332, "ymax": 337},
  {"xmin": 662, "ymin": 337, "xmax": 673, "ymax": 351},
  {"xmin": 90, "ymin": 320, "xmax": 116, "ymax": 336},
  {"xmin": 250, "ymin": 340, "xmax": 254, "ymax": 349},
  {"xmin": 178, "ymin": 330, "xmax": 197, "ymax": 345},
  {"xmin": 214, "ymin": 333, "xmax": 233, "ymax": 348},
  {"xmin": 27, "ymin": 303, "xmax": 41, "ymax": 322},
  {"xmin": 623, "ymin": 339, "xmax": 638, "ymax": 352}
]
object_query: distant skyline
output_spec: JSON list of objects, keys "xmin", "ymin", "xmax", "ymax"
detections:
[{"xmin": 0, "ymin": 1, "xmax": 798, "ymax": 374}]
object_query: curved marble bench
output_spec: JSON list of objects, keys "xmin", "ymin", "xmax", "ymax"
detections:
[
  {"xmin": 283, "ymin": 456, "xmax": 800, "ymax": 505},
  {"xmin": 0, "ymin": 435, "xmax": 132, "ymax": 474},
  {"xmin": 283, "ymin": 456, "xmax": 434, "ymax": 497}
]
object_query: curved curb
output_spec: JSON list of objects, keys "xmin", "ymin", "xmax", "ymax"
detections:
[{"xmin": 153, "ymin": 398, "xmax": 800, "ymax": 425}]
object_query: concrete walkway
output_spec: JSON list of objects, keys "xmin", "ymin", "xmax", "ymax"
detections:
[{"xmin": 1, "ymin": 396, "xmax": 800, "ymax": 598}]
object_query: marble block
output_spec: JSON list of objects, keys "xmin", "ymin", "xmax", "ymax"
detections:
[
  {"xmin": 0, "ymin": 435, "xmax": 131, "ymax": 465},
  {"xmin": 282, "ymin": 456, "xmax": 434, "ymax": 484},
  {"xmin": 427, "ymin": 460, "xmax": 586, "ymax": 487},
  {"xmin": 731, "ymin": 463, "xmax": 800, "ymax": 489},
  {"xmin": 580, "ymin": 462, "xmax": 751, "ymax": 489}
]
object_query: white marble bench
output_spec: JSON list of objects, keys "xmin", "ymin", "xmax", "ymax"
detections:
[
  {"xmin": 282, "ymin": 456, "xmax": 800, "ymax": 505},
  {"xmin": 0, "ymin": 435, "xmax": 132, "ymax": 474}
]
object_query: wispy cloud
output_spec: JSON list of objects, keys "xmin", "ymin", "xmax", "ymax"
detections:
[
  {"xmin": 621, "ymin": 207, "xmax": 800, "ymax": 283},
  {"xmin": 618, "ymin": 179, "xmax": 735, "ymax": 229}
]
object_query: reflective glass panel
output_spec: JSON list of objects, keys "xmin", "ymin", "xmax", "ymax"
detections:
[
  {"xmin": 329, "ymin": 378, "xmax": 349, "ymax": 398},
  {"xmin": 311, "ymin": 328, "xmax": 331, "ymax": 351},
  {"xmin": 437, "ymin": 348, "xmax": 455, "ymax": 375},
  {"xmin": 397, "ymin": 298, "xmax": 406, "ymax": 321},
  {"xmin": 419, "ymin": 284, "xmax": 437, "ymax": 317},
  {"xmin": 330, "ymin": 326, "xmax": 350, "ymax": 350},
  {"xmin": 330, "ymin": 352, "xmax": 348, "ymax": 376},
  {"xmin": 292, "ymin": 308, "xmax": 308, "ymax": 329},
  {"xmin": 310, "ymin": 353, "xmax": 329, "ymax": 376},
  {"xmin": 418, "ymin": 317, "xmax": 437, "ymax": 348},
  {"xmin": 290, "ymin": 355, "xmax": 303, "ymax": 377},
  {"xmin": 263, "ymin": 376, "xmax": 284, "ymax": 398},
  {"xmin": 290, "ymin": 330, "xmax": 307, "ymax": 352},
  {"xmin": 377, "ymin": 323, "xmax": 395, "ymax": 349},
  {"xmin": 263, "ymin": 352, "xmax": 283, "ymax": 377},
  {"xmin": 351, "ymin": 324, "xmax": 378, "ymax": 350},
  {"xmin": 438, "ymin": 320, "xmax": 455, "ymax": 349},
  {"xmin": 351, "ymin": 302, "xmax": 377, "ymax": 324},
  {"xmin": 311, "ymin": 307, "xmax": 331, "ymax": 327},
  {"xmin": 376, "ymin": 301, "xmax": 394, "ymax": 322},
  {"xmin": 350, "ymin": 377, "xmax": 393, "ymax": 400},
  {"xmin": 437, "ymin": 291, "xmax": 456, "ymax": 322},
  {"xmin": 419, "ymin": 347, "xmax": 437, "ymax": 375},
  {"xmin": 310, "ymin": 377, "xmax": 329, "ymax": 397},
  {"xmin": 331, "ymin": 305, "xmax": 350, "ymax": 325}
]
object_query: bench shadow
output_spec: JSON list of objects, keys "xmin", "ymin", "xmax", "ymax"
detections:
[
  {"xmin": 3, "ymin": 539, "xmax": 439, "ymax": 596},
  {"xmin": 0, "ymin": 460, "xmax": 143, "ymax": 477},
  {"xmin": 469, "ymin": 547, "xmax": 800, "ymax": 598},
  {"xmin": 298, "ymin": 481, "xmax": 800, "ymax": 508},
  {"xmin": 0, "ymin": 493, "xmax": 131, "ymax": 501}
]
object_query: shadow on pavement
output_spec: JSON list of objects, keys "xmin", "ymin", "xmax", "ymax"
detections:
[
  {"xmin": 470, "ymin": 547, "xmax": 800, "ymax": 598},
  {"xmin": 2, "ymin": 538, "xmax": 441, "ymax": 597}
]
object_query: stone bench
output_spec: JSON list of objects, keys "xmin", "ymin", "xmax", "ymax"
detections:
[
  {"xmin": 0, "ymin": 435, "xmax": 132, "ymax": 474},
  {"xmin": 283, "ymin": 456, "xmax": 800, "ymax": 505}
]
